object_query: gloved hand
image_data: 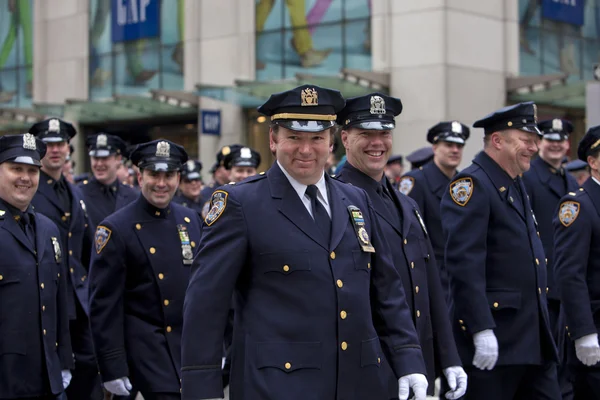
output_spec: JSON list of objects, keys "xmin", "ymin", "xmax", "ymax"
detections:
[
  {"xmin": 104, "ymin": 377, "xmax": 132, "ymax": 396},
  {"xmin": 398, "ymin": 373, "xmax": 428, "ymax": 400},
  {"xmin": 472, "ymin": 329, "xmax": 498, "ymax": 370},
  {"xmin": 61, "ymin": 369, "xmax": 72, "ymax": 389},
  {"xmin": 575, "ymin": 333, "xmax": 600, "ymax": 366},
  {"xmin": 443, "ymin": 366, "xmax": 468, "ymax": 399}
]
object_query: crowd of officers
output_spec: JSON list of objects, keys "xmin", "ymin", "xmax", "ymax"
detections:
[{"xmin": 0, "ymin": 83, "xmax": 599, "ymax": 400}]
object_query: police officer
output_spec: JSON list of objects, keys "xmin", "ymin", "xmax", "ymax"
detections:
[
  {"xmin": 223, "ymin": 146, "xmax": 261, "ymax": 183},
  {"xmin": 199, "ymin": 145, "xmax": 241, "ymax": 201},
  {"xmin": 399, "ymin": 121, "xmax": 470, "ymax": 303},
  {"xmin": 522, "ymin": 118, "xmax": 578, "ymax": 397},
  {"xmin": 384, "ymin": 154, "xmax": 404, "ymax": 190},
  {"xmin": 78, "ymin": 133, "xmax": 138, "ymax": 230},
  {"xmin": 88, "ymin": 139, "xmax": 202, "ymax": 400},
  {"xmin": 29, "ymin": 118, "xmax": 101, "ymax": 400},
  {"xmin": 172, "ymin": 160, "xmax": 204, "ymax": 214},
  {"xmin": 564, "ymin": 159, "xmax": 590, "ymax": 187},
  {"xmin": 553, "ymin": 126, "xmax": 600, "ymax": 397},
  {"xmin": 0, "ymin": 134, "xmax": 73, "ymax": 399},
  {"xmin": 406, "ymin": 146, "xmax": 434, "ymax": 171},
  {"xmin": 440, "ymin": 102, "xmax": 560, "ymax": 399},
  {"xmin": 335, "ymin": 94, "xmax": 467, "ymax": 399},
  {"xmin": 181, "ymin": 85, "xmax": 428, "ymax": 400}
]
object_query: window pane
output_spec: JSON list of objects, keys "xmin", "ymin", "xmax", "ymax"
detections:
[
  {"xmin": 90, "ymin": 52, "xmax": 113, "ymax": 100},
  {"xmin": 17, "ymin": 65, "xmax": 32, "ymax": 107},
  {"xmin": 0, "ymin": 0, "xmax": 32, "ymax": 69},
  {"xmin": 283, "ymin": 22, "xmax": 342, "ymax": 78},
  {"xmin": 0, "ymin": 68, "xmax": 17, "ymax": 106},
  {"xmin": 256, "ymin": 0, "xmax": 286, "ymax": 32},
  {"xmin": 343, "ymin": 18, "xmax": 371, "ymax": 71},
  {"xmin": 161, "ymin": 44, "xmax": 184, "ymax": 91},
  {"xmin": 90, "ymin": 0, "xmax": 113, "ymax": 55},
  {"xmin": 256, "ymin": 30, "xmax": 284, "ymax": 81},
  {"xmin": 114, "ymin": 40, "xmax": 160, "ymax": 96},
  {"xmin": 520, "ymin": 26, "xmax": 543, "ymax": 75},
  {"xmin": 160, "ymin": 0, "xmax": 184, "ymax": 45},
  {"xmin": 345, "ymin": 0, "xmax": 370, "ymax": 20}
]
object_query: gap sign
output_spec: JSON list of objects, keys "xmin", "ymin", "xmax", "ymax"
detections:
[
  {"xmin": 111, "ymin": 0, "xmax": 160, "ymax": 43},
  {"xmin": 201, "ymin": 110, "xmax": 222, "ymax": 136},
  {"xmin": 542, "ymin": 0, "xmax": 584, "ymax": 26}
]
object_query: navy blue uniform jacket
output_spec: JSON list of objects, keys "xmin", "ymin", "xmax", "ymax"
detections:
[
  {"xmin": 181, "ymin": 163, "xmax": 426, "ymax": 400},
  {"xmin": 89, "ymin": 196, "xmax": 202, "ymax": 393},
  {"xmin": 0, "ymin": 208, "xmax": 73, "ymax": 397},
  {"xmin": 523, "ymin": 157, "xmax": 578, "ymax": 300},
  {"xmin": 78, "ymin": 177, "xmax": 139, "ymax": 229},
  {"xmin": 553, "ymin": 178, "xmax": 600, "ymax": 365},
  {"xmin": 336, "ymin": 163, "xmax": 461, "ymax": 392},
  {"xmin": 441, "ymin": 151, "xmax": 558, "ymax": 366},
  {"xmin": 32, "ymin": 174, "xmax": 94, "ymax": 319}
]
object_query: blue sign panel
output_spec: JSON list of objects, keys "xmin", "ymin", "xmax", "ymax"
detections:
[
  {"xmin": 542, "ymin": 0, "xmax": 584, "ymax": 26},
  {"xmin": 111, "ymin": 0, "xmax": 160, "ymax": 43},
  {"xmin": 201, "ymin": 110, "xmax": 222, "ymax": 136}
]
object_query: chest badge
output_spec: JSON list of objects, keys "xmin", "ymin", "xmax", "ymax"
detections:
[
  {"xmin": 177, "ymin": 224, "xmax": 194, "ymax": 265},
  {"xmin": 51, "ymin": 237, "xmax": 62, "ymax": 263},
  {"xmin": 347, "ymin": 205, "xmax": 375, "ymax": 253}
]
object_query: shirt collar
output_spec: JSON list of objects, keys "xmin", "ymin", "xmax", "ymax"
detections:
[
  {"xmin": 277, "ymin": 160, "xmax": 328, "ymax": 205},
  {"xmin": 593, "ymin": 176, "xmax": 600, "ymax": 187}
]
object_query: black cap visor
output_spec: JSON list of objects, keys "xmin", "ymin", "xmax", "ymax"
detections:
[
  {"xmin": 275, "ymin": 120, "xmax": 335, "ymax": 132},
  {"xmin": 138, "ymin": 157, "xmax": 182, "ymax": 172}
]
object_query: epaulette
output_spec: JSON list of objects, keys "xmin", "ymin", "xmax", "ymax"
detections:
[{"xmin": 235, "ymin": 173, "xmax": 267, "ymax": 186}]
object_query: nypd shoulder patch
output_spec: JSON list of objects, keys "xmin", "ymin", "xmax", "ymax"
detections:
[
  {"xmin": 399, "ymin": 176, "xmax": 415, "ymax": 195},
  {"xmin": 95, "ymin": 225, "xmax": 112, "ymax": 254},
  {"xmin": 558, "ymin": 201, "xmax": 580, "ymax": 227},
  {"xmin": 449, "ymin": 177, "xmax": 473, "ymax": 206},
  {"xmin": 204, "ymin": 190, "xmax": 228, "ymax": 226}
]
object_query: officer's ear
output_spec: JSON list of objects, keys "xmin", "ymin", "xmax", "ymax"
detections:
[
  {"xmin": 587, "ymin": 152, "xmax": 600, "ymax": 172},
  {"xmin": 340, "ymin": 129, "xmax": 351, "ymax": 150}
]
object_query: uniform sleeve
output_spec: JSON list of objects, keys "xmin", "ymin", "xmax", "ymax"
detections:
[
  {"xmin": 553, "ymin": 199, "xmax": 595, "ymax": 340},
  {"xmin": 440, "ymin": 175, "xmax": 495, "ymax": 335},
  {"xmin": 181, "ymin": 191, "xmax": 248, "ymax": 400},
  {"xmin": 56, "ymin": 230, "xmax": 74, "ymax": 370},
  {"xmin": 88, "ymin": 220, "xmax": 129, "ymax": 382},
  {"xmin": 366, "ymin": 195, "xmax": 427, "ymax": 379}
]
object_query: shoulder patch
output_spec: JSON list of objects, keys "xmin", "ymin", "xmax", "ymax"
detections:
[
  {"xmin": 399, "ymin": 176, "xmax": 415, "ymax": 195},
  {"xmin": 558, "ymin": 201, "xmax": 580, "ymax": 227},
  {"xmin": 95, "ymin": 225, "xmax": 112, "ymax": 254},
  {"xmin": 449, "ymin": 177, "xmax": 473, "ymax": 206},
  {"xmin": 204, "ymin": 190, "xmax": 228, "ymax": 226}
]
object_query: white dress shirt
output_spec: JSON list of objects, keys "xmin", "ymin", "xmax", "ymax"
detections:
[
  {"xmin": 277, "ymin": 161, "xmax": 331, "ymax": 218},
  {"xmin": 593, "ymin": 176, "xmax": 600, "ymax": 187}
]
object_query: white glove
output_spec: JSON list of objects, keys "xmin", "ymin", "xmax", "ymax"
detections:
[
  {"xmin": 103, "ymin": 377, "xmax": 132, "ymax": 396},
  {"xmin": 443, "ymin": 366, "xmax": 468, "ymax": 399},
  {"xmin": 398, "ymin": 373, "xmax": 428, "ymax": 400},
  {"xmin": 61, "ymin": 369, "xmax": 72, "ymax": 389},
  {"xmin": 472, "ymin": 329, "xmax": 498, "ymax": 370},
  {"xmin": 575, "ymin": 333, "xmax": 600, "ymax": 366}
]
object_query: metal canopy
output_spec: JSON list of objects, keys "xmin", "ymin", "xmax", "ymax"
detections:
[
  {"xmin": 197, "ymin": 69, "xmax": 390, "ymax": 108},
  {"xmin": 506, "ymin": 74, "xmax": 585, "ymax": 109}
]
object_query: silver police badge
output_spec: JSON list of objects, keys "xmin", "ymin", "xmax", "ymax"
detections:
[
  {"xmin": 155, "ymin": 141, "xmax": 170, "ymax": 157},
  {"xmin": 205, "ymin": 190, "xmax": 228, "ymax": 226},
  {"xmin": 370, "ymin": 95, "xmax": 386, "ymax": 115},
  {"xmin": 450, "ymin": 177, "xmax": 473, "ymax": 206},
  {"xmin": 240, "ymin": 147, "xmax": 252, "ymax": 159},
  {"xmin": 22, "ymin": 133, "xmax": 37, "ymax": 150},
  {"xmin": 48, "ymin": 119, "xmax": 60, "ymax": 132},
  {"xmin": 186, "ymin": 160, "xmax": 195, "ymax": 171},
  {"xmin": 558, "ymin": 201, "xmax": 580, "ymax": 227},
  {"xmin": 97, "ymin": 134, "xmax": 108, "ymax": 147},
  {"xmin": 552, "ymin": 119, "xmax": 563, "ymax": 132},
  {"xmin": 451, "ymin": 121, "xmax": 463, "ymax": 134},
  {"xmin": 51, "ymin": 237, "xmax": 62, "ymax": 263},
  {"xmin": 399, "ymin": 176, "xmax": 415, "ymax": 195}
]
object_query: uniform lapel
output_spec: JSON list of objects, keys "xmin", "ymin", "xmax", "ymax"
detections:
[
  {"xmin": 424, "ymin": 162, "xmax": 450, "ymax": 200},
  {"xmin": 387, "ymin": 179, "xmax": 413, "ymax": 237},
  {"xmin": 532, "ymin": 158, "xmax": 563, "ymax": 199},
  {"xmin": 34, "ymin": 215, "xmax": 47, "ymax": 261},
  {"xmin": 0, "ymin": 213, "xmax": 36, "ymax": 255},
  {"xmin": 327, "ymin": 176, "xmax": 350, "ymax": 251},
  {"xmin": 268, "ymin": 164, "xmax": 329, "ymax": 251},
  {"xmin": 37, "ymin": 177, "xmax": 65, "ymax": 213}
]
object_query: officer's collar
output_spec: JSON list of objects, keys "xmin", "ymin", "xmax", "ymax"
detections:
[
  {"xmin": 473, "ymin": 151, "xmax": 516, "ymax": 191},
  {"xmin": 92, "ymin": 177, "xmax": 119, "ymax": 192},
  {"xmin": 537, "ymin": 157, "xmax": 564, "ymax": 176},
  {"xmin": 139, "ymin": 195, "xmax": 172, "ymax": 219},
  {"xmin": 0, "ymin": 197, "xmax": 33, "ymax": 220},
  {"xmin": 339, "ymin": 161, "xmax": 380, "ymax": 192}
]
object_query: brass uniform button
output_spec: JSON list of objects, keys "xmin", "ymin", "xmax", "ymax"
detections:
[
  {"xmin": 61, "ymin": 216, "xmax": 67, "ymax": 222},
  {"xmin": 150, "ymin": 247, "xmax": 156, "ymax": 254},
  {"xmin": 546, "ymin": 287, "xmax": 549, "ymax": 294},
  {"xmin": 69, "ymin": 250, "xmax": 73, "ymax": 256},
  {"xmin": 416, "ymin": 310, "xmax": 421, "ymax": 318},
  {"xmin": 166, "ymin": 326, "xmax": 172, "ymax": 333},
  {"xmin": 461, "ymin": 326, "xmax": 467, "ymax": 331},
  {"xmin": 415, "ymin": 286, "xmax": 419, "ymax": 294},
  {"xmin": 184, "ymin": 217, "xmax": 191, "ymax": 223},
  {"xmin": 68, "ymin": 232, "xmax": 72, "ymax": 238},
  {"xmin": 191, "ymin": 241, "xmax": 196, "ymax": 248},
  {"xmin": 164, "ymin": 299, "xmax": 170, "ymax": 306},
  {"xmin": 283, "ymin": 265, "xmax": 290, "ymax": 272},
  {"xmin": 158, "ymin": 273, "xmax": 164, "ymax": 280},
  {"xmin": 538, "ymin": 288, "xmax": 542, "ymax": 294},
  {"xmin": 81, "ymin": 275, "xmax": 86, "ymax": 282},
  {"xmin": 136, "ymin": 224, "xmax": 141, "ymax": 230},
  {"xmin": 43, "ymin": 329, "xmax": 47, "ymax": 335},
  {"xmin": 330, "ymin": 251, "xmax": 336, "ymax": 260},
  {"xmin": 367, "ymin": 263, "xmax": 371, "ymax": 269},
  {"xmin": 336, "ymin": 279, "xmax": 343, "ymax": 288},
  {"xmin": 42, "ymin": 305, "xmax": 46, "ymax": 311},
  {"xmin": 410, "ymin": 262, "xmax": 415, "ymax": 269},
  {"xmin": 458, "ymin": 320, "xmax": 464, "ymax": 324},
  {"xmin": 0, "ymin": 275, "xmax": 3, "ymax": 281},
  {"xmin": 403, "ymin": 239, "xmax": 408, "ymax": 245},
  {"xmin": 340, "ymin": 310, "xmax": 347, "ymax": 319},
  {"xmin": 70, "ymin": 268, "xmax": 74, "ymax": 273},
  {"xmin": 285, "ymin": 362, "xmax": 291, "ymax": 370},
  {"xmin": 341, "ymin": 341, "xmax": 348, "ymax": 350},
  {"xmin": 535, "ymin": 258, "xmax": 540, "ymax": 265},
  {"xmin": 41, "ymin": 283, "xmax": 44, "ymax": 289},
  {"xmin": 493, "ymin": 302, "xmax": 499, "ymax": 308}
]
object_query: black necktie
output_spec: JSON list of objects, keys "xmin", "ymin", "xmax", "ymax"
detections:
[
  {"xmin": 306, "ymin": 185, "xmax": 331, "ymax": 244},
  {"xmin": 20, "ymin": 212, "xmax": 36, "ymax": 246},
  {"xmin": 378, "ymin": 182, "xmax": 402, "ymax": 229},
  {"xmin": 54, "ymin": 179, "xmax": 71, "ymax": 212}
]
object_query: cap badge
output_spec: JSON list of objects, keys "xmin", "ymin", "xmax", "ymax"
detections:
[
  {"xmin": 301, "ymin": 88, "xmax": 318, "ymax": 106},
  {"xmin": 552, "ymin": 119, "xmax": 563, "ymax": 132},
  {"xmin": 22, "ymin": 133, "xmax": 37, "ymax": 150},
  {"xmin": 186, "ymin": 160, "xmax": 195, "ymax": 171},
  {"xmin": 451, "ymin": 121, "xmax": 463, "ymax": 134},
  {"xmin": 370, "ymin": 95, "xmax": 386, "ymax": 115},
  {"xmin": 240, "ymin": 147, "xmax": 252, "ymax": 159},
  {"xmin": 155, "ymin": 141, "xmax": 171, "ymax": 157},
  {"xmin": 97, "ymin": 134, "xmax": 108, "ymax": 147},
  {"xmin": 48, "ymin": 119, "xmax": 61, "ymax": 133}
]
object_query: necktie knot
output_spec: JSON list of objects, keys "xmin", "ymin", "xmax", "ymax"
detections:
[
  {"xmin": 306, "ymin": 184, "xmax": 319, "ymax": 200},
  {"xmin": 305, "ymin": 184, "xmax": 331, "ymax": 243}
]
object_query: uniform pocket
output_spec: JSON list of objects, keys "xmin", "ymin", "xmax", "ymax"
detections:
[
  {"xmin": 256, "ymin": 342, "xmax": 322, "ymax": 372},
  {"xmin": 487, "ymin": 289, "xmax": 522, "ymax": 310},
  {"xmin": 257, "ymin": 252, "xmax": 312, "ymax": 275},
  {"xmin": 353, "ymin": 250, "xmax": 371, "ymax": 272},
  {"xmin": 360, "ymin": 337, "xmax": 383, "ymax": 367}
]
